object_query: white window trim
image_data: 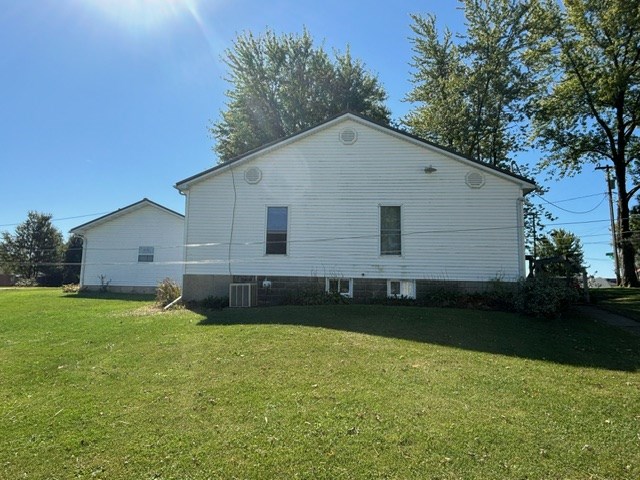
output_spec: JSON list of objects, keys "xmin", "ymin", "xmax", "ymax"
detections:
[
  {"xmin": 379, "ymin": 204, "xmax": 403, "ymax": 257},
  {"xmin": 264, "ymin": 205, "xmax": 290, "ymax": 256},
  {"xmin": 326, "ymin": 277, "xmax": 353, "ymax": 298},
  {"xmin": 387, "ymin": 279, "xmax": 416, "ymax": 299}
]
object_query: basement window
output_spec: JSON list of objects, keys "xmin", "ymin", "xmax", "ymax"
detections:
[
  {"xmin": 326, "ymin": 278, "xmax": 353, "ymax": 298},
  {"xmin": 138, "ymin": 246, "xmax": 154, "ymax": 263},
  {"xmin": 387, "ymin": 280, "xmax": 416, "ymax": 299}
]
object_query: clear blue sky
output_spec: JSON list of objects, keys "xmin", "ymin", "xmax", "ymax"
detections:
[{"xmin": 0, "ymin": 0, "xmax": 614, "ymax": 277}]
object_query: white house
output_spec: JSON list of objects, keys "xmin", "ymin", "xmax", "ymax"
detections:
[
  {"xmin": 70, "ymin": 198, "xmax": 184, "ymax": 293},
  {"xmin": 175, "ymin": 113, "xmax": 536, "ymax": 304}
]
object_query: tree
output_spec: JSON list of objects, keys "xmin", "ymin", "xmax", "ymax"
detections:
[
  {"xmin": 62, "ymin": 234, "xmax": 83, "ymax": 284},
  {"xmin": 405, "ymin": 0, "xmax": 554, "ymax": 251},
  {"xmin": 405, "ymin": 0, "xmax": 549, "ymax": 167},
  {"xmin": 536, "ymin": 228, "xmax": 585, "ymax": 275},
  {"xmin": 211, "ymin": 29, "xmax": 390, "ymax": 161},
  {"xmin": 0, "ymin": 211, "xmax": 64, "ymax": 283},
  {"xmin": 529, "ymin": 0, "xmax": 640, "ymax": 286}
]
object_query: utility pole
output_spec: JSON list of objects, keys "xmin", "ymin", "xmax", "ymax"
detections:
[{"xmin": 595, "ymin": 165, "xmax": 620, "ymax": 285}]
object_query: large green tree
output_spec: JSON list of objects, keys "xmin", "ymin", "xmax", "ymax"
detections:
[
  {"xmin": 211, "ymin": 29, "xmax": 390, "ymax": 161},
  {"xmin": 405, "ymin": 0, "xmax": 549, "ymax": 167},
  {"xmin": 529, "ymin": 0, "xmax": 640, "ymax": 286},
  {"xmin": 0, "ymin": 211, "xmax": 64, "ymax": 282},
  {"xmin": 536, "ymin": 228, "xmax": 585, "ymax": 276},
  {"xmin": 405, "ymin": 0, "xmax": 554, "ymax": 253},
  {"xmin": 62, "ymin": 234, "xmax": 83, "ymax": 284}
]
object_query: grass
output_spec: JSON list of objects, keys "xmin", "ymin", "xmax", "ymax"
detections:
[
  {"xmin": 1, "ymin": 288, "xmax": 639, "ymax": 479},
  {"xmin": 592, "ymin": 287, "xmax": 640, "ymax": 322}
]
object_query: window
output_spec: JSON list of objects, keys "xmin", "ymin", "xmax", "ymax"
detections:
[
  {"xmin": 387, "ymin": 280, "xmax": 416, "ymax": 299},
  {"xmin": 266, "ymin": 206, "xmax": 288, "ymax": 255},
  {"xmin": 138, "ymin": 246, "xmax": 154, "ymax": 263},
  {"xmin": 326, "ymin": 278, "xmax": 353, "ymax": 297},
  {"xmin": 380, "ymin": 206, "xmax": 401, "ymax": 255}
]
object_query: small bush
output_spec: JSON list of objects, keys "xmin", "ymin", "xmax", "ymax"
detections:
[
  {"xmin": 284, "ymin": 286, "xmax": 351, "ymax": 305},
  {"xmin": 156, "ymin": 278, "xmax": 181, "ymax": 307},
  {"xmin": 421, "ymin": 287, "xmax": 464, "ymax": 308},
  {"xmin": 200, "ymin": 296, "xmax": 229, "ymax": 309},
  {"xmin": 515, "ymin": 276, "xmax": 581, "ymax": 318},
  {"xmin": 62, "ymin": 283, "xmax": 80, "ymax": 294},
  {"xmin": 15, "ymin": 277, "xmax": 38, "ymax": 287},
  {"xmin": 97, "ymin": 274, "xmax": 111, "ymax": 293}
]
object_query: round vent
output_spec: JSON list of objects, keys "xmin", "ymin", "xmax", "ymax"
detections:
[
  {"xmin": 465, "ymin": 171, "xmax": 485, "ymax": 189},
  {"xmin": 339, "ymin": 128, "xmax": 357, "ymax": 145},
  {"xmin": 244, "ymin": 167, "xmax": 262, "ymax": 184}
]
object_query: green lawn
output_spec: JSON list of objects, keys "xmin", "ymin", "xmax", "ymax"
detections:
[
  {"xmin": 1, "ymin": 288, "xmax": 639, "ymax": 479},
  {"xmin": 592, "ymin": 288, "xmax": 640, "ymax": 323}
]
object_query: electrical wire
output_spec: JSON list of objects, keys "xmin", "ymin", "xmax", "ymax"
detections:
[
  {"xmin": 0, "ymin": 211, "xmax": 112, "ymax": 228},
  {"xmin": 532, "ymin": 192, "xmax": 608, "ymax": 214}
]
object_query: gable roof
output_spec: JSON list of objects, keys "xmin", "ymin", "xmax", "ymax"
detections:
[
  {"xmin": 175, "ymin": 111, "xmax": 537, "ymax": 193},
  {"xmin": 69, "ymin": 198, "xmax": 184, "ymax": 235}
]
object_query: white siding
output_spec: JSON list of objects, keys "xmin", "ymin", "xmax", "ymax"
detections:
[
  {"xmin": 81, "ymin": 205, "xmax": 184, "ymax": 288},
  {"xmin": 184, "ymin": 118, "xmax": 529, "ymax": 282}
]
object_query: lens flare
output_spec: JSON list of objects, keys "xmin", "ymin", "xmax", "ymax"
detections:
[{"xmin": 79, "ymin": 0, "xmax": 203, "ymax": 33}]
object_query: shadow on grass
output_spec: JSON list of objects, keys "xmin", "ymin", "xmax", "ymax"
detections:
[
  {"xmin": 195, "ymin": 304, "xmax": 640, "ymax": 372},
  {"xmin": 64, "ymin": 292, "xmax": 155, "ymax": 302}
]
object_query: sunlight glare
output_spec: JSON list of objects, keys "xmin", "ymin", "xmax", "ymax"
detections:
[{"xmin": 80, "ymin": 0, "xmax": 204, "ymax": 33}]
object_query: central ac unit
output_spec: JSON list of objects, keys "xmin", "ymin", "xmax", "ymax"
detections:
[{"xmin": 229, "ymin": 283, "xmax": 257, "ymax": 308}]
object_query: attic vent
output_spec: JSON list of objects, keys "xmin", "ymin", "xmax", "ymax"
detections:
[
  {"xmin": 339, "ymin": 128, "xmax": 357, "ymax": 145},
  {"xmin": 465, "ymin": 171, "xmax": 486, "ymax": 189},
  {"xmin": 244, "ymin": 167, "xmax": 262, "ymax": 184}
]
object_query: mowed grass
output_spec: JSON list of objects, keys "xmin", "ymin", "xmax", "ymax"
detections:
[
  {"xmin": 592, "ymin": 288, "xmax": 640, "ymax": 323},
  {"xmin": 1, "ymin": 289, "xmax": 639, "ymax": 479}
]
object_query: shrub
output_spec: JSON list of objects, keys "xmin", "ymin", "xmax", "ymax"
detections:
[
  {"xmin": 97, "ymin": 274, "xmax": 111, "ymax": 293},
  {"xmin": 62, "ymin": 283, "xmax": 80, "ymax": 294},
  {"xmin": 284, "ymin": 286, "xmax": 351, "ymax": 305},
  {"xmin": 421, "ymin": 286, "xmax": 463, "ymax": 308},
  {"xmin": 156, "ymin": 278, "xmax": 181, "ymax": 307},
  {"xmin": 515, "ymin": 276, "xmax": 581, "ymax": 318},
  {"xmin": 15, "ymin": 277, "xmax": 38, "ymax": 287},
  {"xmin": 200, "ymin": 296, "xmax": 229, "ymax": 310}
]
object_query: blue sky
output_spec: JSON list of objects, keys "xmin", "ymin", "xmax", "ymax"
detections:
[{"xmin": 0, "ymin": 0, "xmax": 614, "ymax": 277}]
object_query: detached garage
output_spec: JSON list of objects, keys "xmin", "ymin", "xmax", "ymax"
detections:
[{"xmin": 70, "ymin": 198, "xmax": 184, "ymax": 293}]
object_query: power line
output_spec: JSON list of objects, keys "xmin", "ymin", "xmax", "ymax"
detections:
[
  {"xmin": 533, "ymin": 192, "xmax": 607, "ymax": 214},
  {"xmin": 0, "ymin": 211, "xmax": 112, "ymax": 228}
]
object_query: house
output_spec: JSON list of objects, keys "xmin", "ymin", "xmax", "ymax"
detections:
[
  {"xmin": 70, "ymin": 198, "xmax": 184, "ymax": 293},
  {"xmin": 175, "ymin": 113, "xmax": 536, "ymax": 304},
  {"xmin": 0, "ymin": 267, "xmax": 16, "ymax": 287}
]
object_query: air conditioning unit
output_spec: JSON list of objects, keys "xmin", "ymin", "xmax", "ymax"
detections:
[{"xmin": 229, "ymin": 283, "xmax": 257, "ymax": 308}]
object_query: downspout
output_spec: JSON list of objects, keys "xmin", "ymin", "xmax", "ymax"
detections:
[
  {"xmin": 179, "ymin": 189, "xmax": 189, "ymax": 286},
  {"xmin": 516, "ymin": 197, "xmax": 525, "ymax": 279},
  {"xmin": 77, "ymin": 234, "xmax": 87, "ymax": 288}
]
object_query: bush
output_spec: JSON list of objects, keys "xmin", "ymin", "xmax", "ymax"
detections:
[
  {"xmin": 421, "ymin": 286, "xmax": 464, "ymax": 308},
  {"xmin": 62, "ymin": 283, "xmax": 80, "ymax": 294},
  {"xmin": 284, "ymin": 286, "xmax": 351, "ymax": 305},
  {"xmin": 515, "ymin": 276, "xmax": 581, "ymax": 318},
  {"xmin": 14, "ymin": 277, "xmax": 38, "ymax": 287},
  {"xmin": 200, "ymin": 296, "xmax": 229, "ymax": 309},
  {"xmin": 156, "ymin": 278, "xmax": 181, "ymax": 307}
]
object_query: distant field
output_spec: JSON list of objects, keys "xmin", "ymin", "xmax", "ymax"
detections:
[
  {"xmin": 592, "ymin": 287, "xmax": 640, "ymax": 322},
  {"xmin": 1, "ymin": 288, "xmax": 639, "ymax": 479}
]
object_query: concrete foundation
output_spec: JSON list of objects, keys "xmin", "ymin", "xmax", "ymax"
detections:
[{"xmin": 182, "ymin": 274, "xmax": 506, "ymax": 305}]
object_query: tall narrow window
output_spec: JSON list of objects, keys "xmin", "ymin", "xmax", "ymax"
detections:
[
  {"xmin": 138, "ymin": 246, "xmax": 154, "ymax": 262},
  {"xmin": 266, "ymin": 206, "xmax": 288, "ymax": 255},
  {"xmin": 380, "ymin": 206, "xmax": 401, "ymax": 255}
]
